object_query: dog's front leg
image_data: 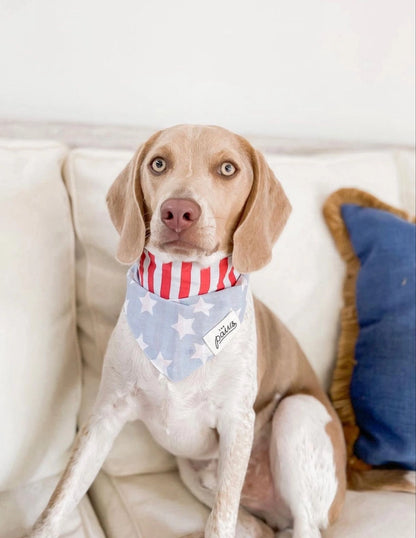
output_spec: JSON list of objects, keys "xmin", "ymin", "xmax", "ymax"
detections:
[
  {"xmin": 205, "ymin": 408, "xmax": 255, "ymax": 538},
  {"xmin": 30, "ymin": 394, "xmax": 129, "ymax": 538}
]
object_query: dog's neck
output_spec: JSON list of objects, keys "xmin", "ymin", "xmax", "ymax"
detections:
[{"xmin": 137, "ymin": 249, "xmax": 240, "ymax": 300}]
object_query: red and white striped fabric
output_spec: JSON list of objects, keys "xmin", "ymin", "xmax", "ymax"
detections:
[{"xmin": 137, "ymin": 249, "xmax": 241, "ymax": 299}]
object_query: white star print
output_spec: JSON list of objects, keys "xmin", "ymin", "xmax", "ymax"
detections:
[
  {"xmin": 193, "ymin": 296, "xmax": 214, "ymax": 316},
  {"xmin": 123, "ymin": 299, "xmax": 129, "ymax": 315},
  {"xmin": 191, "ymin": 342, "xmax": 211, "ymax": 364},
  {"xmin": 136, "ymin": 334, "xmax": 148, "ymax": 350},
  {"xmin": 171, "ymin": 314, "xmax": 195, "ymax": 339},
  {"xmin": 152, "ymin": 352, "xmax": 172, "ymax": 376},
  {"xmin": 140, "ymin": 291, "xmax": 157, "ymax": 314}
]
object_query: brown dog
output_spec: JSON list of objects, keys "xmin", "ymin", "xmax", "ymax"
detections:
[{"xmin": 32, "ymin": 125, "xmax": 346, "ymax": 538}]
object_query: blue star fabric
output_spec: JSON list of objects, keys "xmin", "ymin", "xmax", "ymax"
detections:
[{"xmin": 124, "ymin": 263, "xmax": 249, "ymax": 382}]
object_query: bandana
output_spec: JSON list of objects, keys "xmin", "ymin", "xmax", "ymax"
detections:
[{"xmin": 124, "ymin": 250, "xmax": 249, "ymax": 382}]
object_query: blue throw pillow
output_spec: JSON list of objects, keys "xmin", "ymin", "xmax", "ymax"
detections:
[{"xmin": 340, "ymin": 203, "xmax": 415, "ymax": 470}]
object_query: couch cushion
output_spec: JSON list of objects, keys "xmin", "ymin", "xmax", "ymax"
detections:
[
  {"xmin": 89, "ymin": 469, "xmax": 416, "ymax": 538},
  {"xmin": 324, "ymin": 488, "xmax": 416, "ymax": 538},
  {"xmin": 0, "ymin": 473, "xmax": 105, "ymax": 538},
  {"xmin": 0, "ymin": 140, "xmax": 81, "ymax": 491},
  {"xmin": 64, "ymin": 147, "xmax": 410, "ymax": 478},
  {"xmin": 89, "ymin": 470, "xmax": 210, "ymax": 538}
]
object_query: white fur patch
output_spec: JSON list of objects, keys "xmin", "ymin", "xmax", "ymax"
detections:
[{"xmin": 270, "ymin": 394, "xmax": 337, "ymax": 535}]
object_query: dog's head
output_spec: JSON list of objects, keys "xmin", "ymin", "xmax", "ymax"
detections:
[{"xmin": 106, "ymin": 124, "xmax": 291, "ymax": 273}]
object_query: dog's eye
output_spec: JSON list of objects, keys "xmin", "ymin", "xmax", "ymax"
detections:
[
  {"xmin": 150, "ymin": 158, "xmax": 167, "ymax": 173},
  {"xmin": 219, "ymin": 162, "xmax": 236, "ymax": 177}
]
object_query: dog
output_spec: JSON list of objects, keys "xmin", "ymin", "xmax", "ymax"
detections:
[{"xmin": 31, "ymin": 124, "xmax": 347, "ymax": 538}]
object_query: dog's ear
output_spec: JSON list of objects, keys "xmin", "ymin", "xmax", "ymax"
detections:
[
  {"xmin": 232, "ymin": 148, "xmax": 291, "ymax": 273},
  {"xmin": 106, "ymin": 145, "xmax": 147, "ymax": 264}
]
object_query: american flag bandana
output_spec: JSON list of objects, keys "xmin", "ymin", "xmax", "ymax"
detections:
[{"xmin": 124, "ymin": 250, "xmax": 249, "ymax": 382}]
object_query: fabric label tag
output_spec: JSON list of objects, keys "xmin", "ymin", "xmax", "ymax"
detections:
[{"xmin": 203, "ymin": 310, "xmax": 240, "ymax": 355}]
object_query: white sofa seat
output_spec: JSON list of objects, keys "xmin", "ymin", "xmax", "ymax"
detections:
[
  {"xmin": 89, "ymin": 471, "xmax": 210, "ymax": 538},
  {"xmin": 88, "ymin": 470, "xmax": 416, "ymax": 538}
]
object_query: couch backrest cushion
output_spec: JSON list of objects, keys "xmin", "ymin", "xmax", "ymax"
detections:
[
  {"xmin": 0, "ymin": 140, "xmax": 81, "ymax": 490},
  {"xmin": 64, "ymin": 145, "xmax": 412, "ymax": 477}
]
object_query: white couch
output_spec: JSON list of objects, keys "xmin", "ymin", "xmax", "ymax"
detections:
[{"xmin": 1, "ymin": 122, "xmax": 415, "ymax": 538}]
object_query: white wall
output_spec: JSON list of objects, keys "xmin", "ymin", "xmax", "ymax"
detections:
[{"xmin": 0, "ymin": 0, "xmax": 414, "ymax": 144}]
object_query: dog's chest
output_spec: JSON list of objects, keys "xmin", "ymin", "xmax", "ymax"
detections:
[
  {"xmin": 135, "ymin": 372, "xmax": 222, "ymax": 458},
  {"xmin": 137, "ymin": 342, "xmax": 254, "ymax": 457},
  {"xmin": 106, "ymin": 291, "xmax": 257, "ymax": 458},
  {"xmin": 119, "ymin": 293, "xmax": 258, "ymax": 459}
]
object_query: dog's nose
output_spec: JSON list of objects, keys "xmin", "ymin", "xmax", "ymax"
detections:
[{"xmin": 160, "ymin": 198, "xmax": 201, "ymax": 233}]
